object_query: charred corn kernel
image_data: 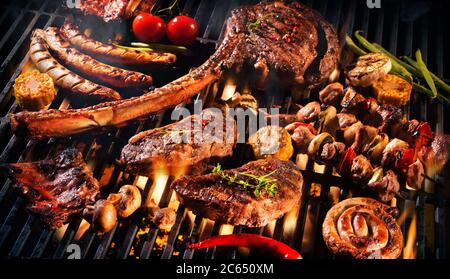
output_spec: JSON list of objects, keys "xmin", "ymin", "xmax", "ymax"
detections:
[
  {"xmin": 13, "ymin": 70, "xmax": 55, "ymax": 111},
  {"xmin": 373, "ymin": 74, "xmax": 412, "ymax": 107}
]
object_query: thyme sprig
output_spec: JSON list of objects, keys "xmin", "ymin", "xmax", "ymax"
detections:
[{"xmin": 212, "ymin": 164, "xmax": 278, "ymax": 198}]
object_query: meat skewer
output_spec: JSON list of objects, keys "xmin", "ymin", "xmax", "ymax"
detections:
[
  {"xmin": 10, "ymin": 1, "xmax": 340, "ymax": 140},
  {"xmin": 30, "ymin": 29, "xmax": 122, "ymax": 102},
  {"xmin": 60, "ymin": 20, "xmax": 177, "ymax": 66},
  {"xmin": 44, "ymin": 27, "xmax": 153, "ymax": 89}
]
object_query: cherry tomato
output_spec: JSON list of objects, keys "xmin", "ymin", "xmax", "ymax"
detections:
[
  {"xmin": 132, "ymin": 13, "xmax": 166, "ymax": 43},
  {"xmin": 166, "ymin": 16, "xmax": 199, "ymax": 46}
]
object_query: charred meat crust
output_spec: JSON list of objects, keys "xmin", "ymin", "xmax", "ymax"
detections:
[
  {"xmin": 1, "ymin": 149, "xmax": 100, "ymax": 228},
  {"xmin": 119, "ymin": 109, "xmax": 237, "ymax": 176},
  {"xmin": 30, "ymin": 29, "xmax": 122, "ymax": 102},
  {"xmin": 60, "ymin": 20, "xmax": 176, "ymax": 66},
  {"xmin": 11, "ymin": 1, "xmax": 340, "ymax": 140},
  {"xmin": 170, "ymin": 159, "xmax": 303, "ymax": 227},
  {"xmin": 45, "ymin": 27, "xmax": 153, "ymax": 89}
]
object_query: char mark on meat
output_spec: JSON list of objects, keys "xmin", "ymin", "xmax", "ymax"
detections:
[
  {"xmin": 120, "ymin": 109, "xmax": 236, "ymax": 176},
  {"xmin": 171, "ymin": 159, "xmax": 303, "ymax": 227}
]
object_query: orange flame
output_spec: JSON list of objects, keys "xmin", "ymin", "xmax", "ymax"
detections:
[{"xmin": 403, "ymin": 213, "xmax": 417, "ymax": 259}]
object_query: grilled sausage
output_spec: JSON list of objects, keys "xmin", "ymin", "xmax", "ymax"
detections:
[
  {"xmin": 30, "ymin": 29, "xmax": 122, "ymax": 101},
  {"xmin": 44, "ymin": 27, "xmax": 153, "ymax": 89},
  {"xmin": 60, "ymin": 20, "xmax": 177, "ymax": 66}
]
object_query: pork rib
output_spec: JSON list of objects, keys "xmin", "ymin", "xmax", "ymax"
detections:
[
  {"xmin": 60, "ymin": 20, "xmax": 176, "ymax": 66},
  {"xmin": 11, "ymin": 1, "xmax": 339, "ymax": 140},
  {"xmin": 0, "ymin": 149, "xmax": 100, "ymax": 228}
]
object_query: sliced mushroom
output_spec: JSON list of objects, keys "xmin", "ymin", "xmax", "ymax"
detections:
[
  {"xmin": 83, "ymin": 200, "xmax": 117, "ymax": 234},
  {"xmin": 108, "ymin": 185, "xmax": 142, "ymax": 218}
]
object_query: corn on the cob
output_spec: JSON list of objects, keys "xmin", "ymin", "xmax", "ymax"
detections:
[
  {"xmin": 13, "ymin": 70, "xmax": 55, "ymax": 111},
  {"xmin": 373, "ymin": 74, "xmax": 412, "ymax": 107}
]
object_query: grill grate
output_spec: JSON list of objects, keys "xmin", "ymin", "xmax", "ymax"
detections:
[{"xmin": 0, "ymin": 0, "xmax": 449, "ymax": 259}]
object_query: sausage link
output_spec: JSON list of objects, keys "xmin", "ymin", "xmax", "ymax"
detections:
[
  {"xmin": 30, "ymin": 29, "xmax": 122, "ymax": 101},
  {"xmin": 60, "ymin": 20, "xmax": 176, "ymax": 66}
]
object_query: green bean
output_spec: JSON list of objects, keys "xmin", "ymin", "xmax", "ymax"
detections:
[
  {"xmin": 402, "ymin": 56, "xmax": 450, "ymax": 94},
  {"xmin": 413, "ymin": 83, "xmax": 449, "ymax": 103},
  {"xmin": 415, "ymin": 50, "xmax": 438, "ymax": 99},
  {"xmin": 354, "ymin": 31, "xmax": 413, "ymax": 84},
  {"xmin": 345, "ymin": 35, "xmax": 367, "ymax": 56},
  {"xmin": 113, "ymin": 42, "xmax": 193, "ymax": 56}
]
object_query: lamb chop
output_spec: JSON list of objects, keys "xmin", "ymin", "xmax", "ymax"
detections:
[
  {"xmin": 119, "ymin": 109, "xmax": 236, "ymax": 176},
  {"xmin": 0, "ymin": 149, "xmax": 100, "ymax": 228},
  {"xmin": 171, "ymin": 158, "xmax": 303, "ymax": 227},
  {"xmin": 10, "ymin": 0, "xmax": 340, "ymax": 140}
]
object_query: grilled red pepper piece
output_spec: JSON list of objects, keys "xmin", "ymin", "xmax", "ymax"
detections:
[
  {"xmin": 339, "ymin": 147, "xmax": 356, "ymax": 176},
  {"xmin": 188, "ymin": 234, "xmax": 302, "ymax": 259},
  {"xmin": 395, "ymin": 148, "xmax": 415, "ymax": 173},
  {"xmin": 413, "ymin": 122, "xmax": 433, "ymax": 160}
]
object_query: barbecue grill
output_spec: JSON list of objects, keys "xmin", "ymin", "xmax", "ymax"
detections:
[{"xmin": 0, "ymin": 0, "xmax": 449, "ymax": 260}]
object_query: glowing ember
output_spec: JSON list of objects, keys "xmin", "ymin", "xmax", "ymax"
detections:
[
  {"xmin": 221, "ymin": 77, "xmax": 237, "ymax": 101},
  {"xmin": 403, "ymin": 213, "xmax": 417, "ymax": 259},
  {"xmin": 74, "ymin": 219, "xmax": 91, "ymax": 241},
  {"xmin": 149, "ymin": 163, "xmax": 169, "ymax": 205},
  {"xmin": 135, "ymin": 176, "xmax": 149, "ymax": 191},
  {"xmin": 219, "ymin": 225, "xmax": 234, "ymax": 236},
  {"xmin": 282, "ymin": 203, "xmax": 300, "ymax": 241}
]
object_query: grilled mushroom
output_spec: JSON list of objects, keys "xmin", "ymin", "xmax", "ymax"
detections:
[
  {"xmin": 108, "ymin": 185, "xmax": 142, "ymax": 218},
  {"xmin": 83, "ymin": 200, "xmax": 117, "ymax": 234},
  {"xmin": 152, "ymin": 207, "xmax": 176, "ymax": 231}
]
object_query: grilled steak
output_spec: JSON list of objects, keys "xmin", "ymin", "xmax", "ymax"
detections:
[
  {"xmin": 74, "ymin": 0, "xmax": 157, "ymax": 22},
  {"xmin": 224, "ymin": 0, "xmax": 339, "ymax": 88},
  {"xmin": 0, "ymin": 149, "xmax": 100, "ymax": 228},
  {"xmin": 171, "ymin": 159, "xmax": 303, "ymax": 227},
  {"xmin": 11, "ymin": 1, "xmax": 340, "ymax": 139},
  {"xmin": 60, "ymin": 20, "xmax": 176, "ymax": 66},
  {"xmin": 120, "ymin": 109, "xmax": 236, "ymax": 176}
]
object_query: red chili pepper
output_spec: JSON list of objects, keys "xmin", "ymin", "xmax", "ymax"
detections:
[
  {"xmin": 413, "ymin": 122, "xmax": 433, "ymax": 160},
  {"xmin": 395, "ymin": 148, "xmax": 415, "ymax": 173},
  {"xmin": 188, "ymin": 234, "xmax": 302, "ymax": 259},
  {"xmin": 339, "ymin": 147, "xmax": 356, "ymax": 176}
]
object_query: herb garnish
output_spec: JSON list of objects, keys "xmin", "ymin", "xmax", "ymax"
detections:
[
  {"xmin": 212, "ymin": 164, "xmax": 278, "ymax": 198},
  {"xmin": 247, "ymin": 13, "xmax": 278, "ymax": 31}
]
